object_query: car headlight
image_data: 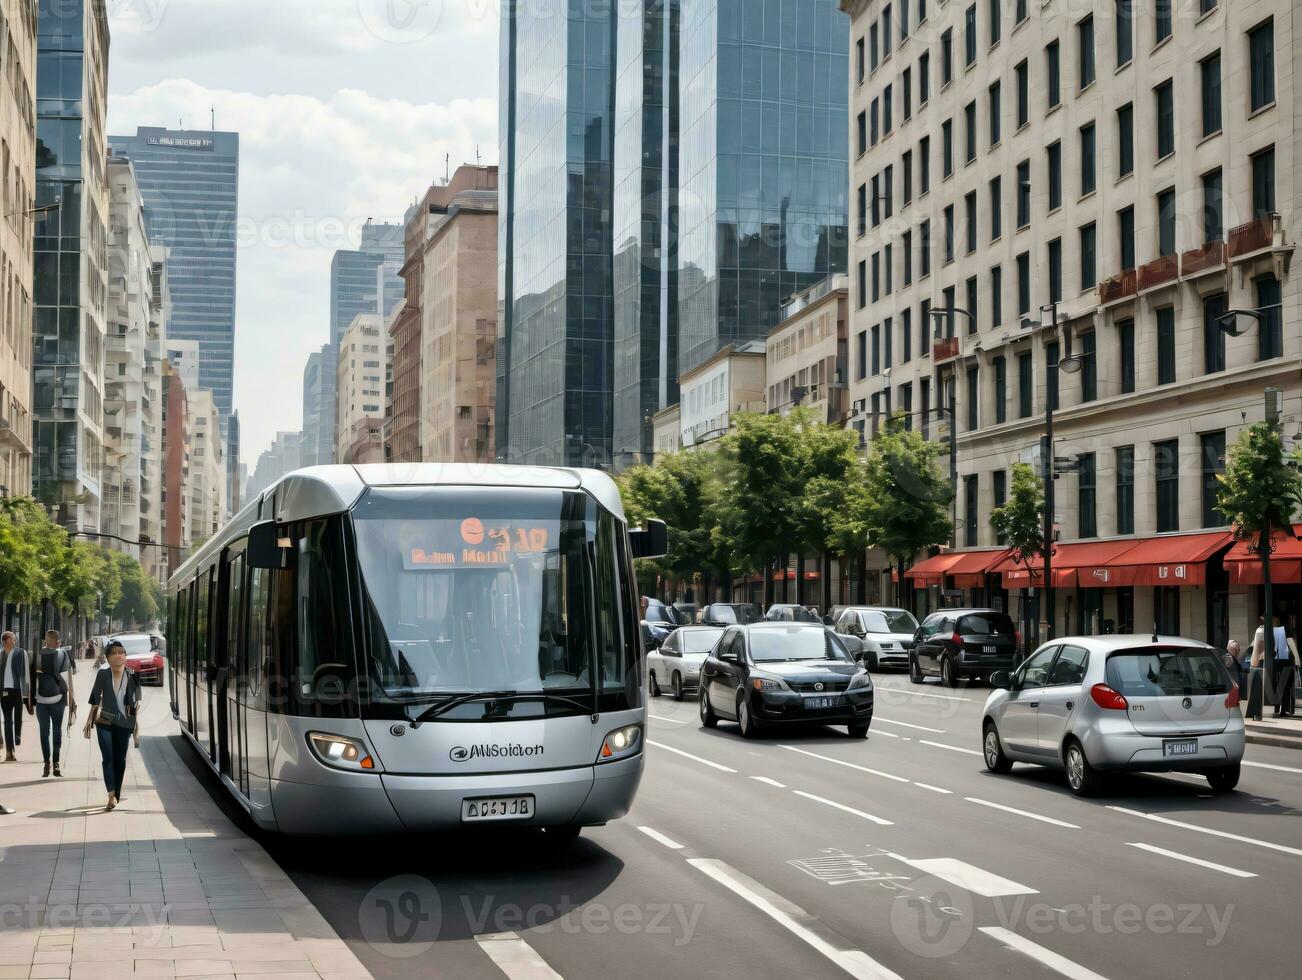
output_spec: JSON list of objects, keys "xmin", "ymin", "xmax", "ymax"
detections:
[
  {"xmin": 307, "ymin": 732, "xmax": 379, "ymax": 772},
  {"xmin": 597, "ymin": 723, "xmax": 643, "ymax": 763},
  {"xmin": 750, "ymin": 672, "xmax": 791, "ymax": 692},
  {"xmin": 848, "ymin": 672, "xmax": 873, "ymax": 690}
]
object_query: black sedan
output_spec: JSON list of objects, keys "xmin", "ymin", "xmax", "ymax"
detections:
[
  {"xmin": 909, "ymin": 608, "xmax": 1019, "ymax": 686},
  {"xmin": 698, "ymin": 624, "xmax": 874, "ymax": 738}
]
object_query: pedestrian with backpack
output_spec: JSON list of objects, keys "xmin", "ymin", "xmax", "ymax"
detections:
[{"xmin": 28, "ymin": 630, "xmax": 76, "ymax": 778}]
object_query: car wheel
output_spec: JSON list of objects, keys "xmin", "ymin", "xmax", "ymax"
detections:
[
  {"xmin": 983, "ymin": 722, "xmax": 1013, "ymax": 774},
  {"xmin": 866, "ymin": 650, "xmax": 879, "ymax": 671},
  {"xmin": 847, "ymin": 722, "xmax": 870, "ymax": 739},
  {"xmin": 672, "ymin": 672, "xmax": 684, "ymax": 702},
  {"xmin": 940, "ymin": 656, "xmax": 958, "ymax": 688},
  {"xmin": 1064, "ymin": 739, "xmax": 1103, "ymax": 797},
  {"xmin": 909, "ymin": 655, "xmax": 924, "ymax": 684},
  {"xmin": 737, "ymin": 696, "xmax": 763, "ymax": 739},
  {"xmin": 1206, "ymin": 764, "xmax": 1241, "ymax": 794},
  {"xmin": 699, "ymin": 689, "xmax": 718, "ymax": 728},
  {"xmin": 648, "ymin": 671, "xmax": 661, "ymax": 697}
]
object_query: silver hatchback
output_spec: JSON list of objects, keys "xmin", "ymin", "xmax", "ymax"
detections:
[{"xmin": 981, "ymin": 635, "xmax": 1245, "ymax": 796}]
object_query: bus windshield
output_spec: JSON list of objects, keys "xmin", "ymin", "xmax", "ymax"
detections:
[{"xmin": 351, "ymin": 485, "xmax": 638, "ymax": 715}]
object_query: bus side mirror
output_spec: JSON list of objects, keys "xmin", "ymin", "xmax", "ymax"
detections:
[
  {"xmin": 247, "ymin": 520, "xmax": 289, "ymax": 569},
  {"xmin": 630, "ymin": 519, "xmax": 668, "ymax": 559}
]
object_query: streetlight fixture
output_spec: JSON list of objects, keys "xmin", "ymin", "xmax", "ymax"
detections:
[{"xmin": 4, "ymin": 198, "xmax": 60, "ymax": 219}]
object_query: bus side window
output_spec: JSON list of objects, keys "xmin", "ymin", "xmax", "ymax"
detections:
[{"xmin": 291, "ymin": 519, "xmax": 357, "ymax": 718}]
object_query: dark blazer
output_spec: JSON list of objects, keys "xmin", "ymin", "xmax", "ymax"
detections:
[{"xmin": 89, "ymin": 669, "xmax": 141, "ymax": 729}]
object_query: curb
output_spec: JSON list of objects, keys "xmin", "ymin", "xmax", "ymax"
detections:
[{"xmin": 1245, "ymin": 730, "xmax": 1302, "ymax": 751}]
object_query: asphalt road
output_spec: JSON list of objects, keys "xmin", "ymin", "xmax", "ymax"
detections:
[{"xmin": 178, "ymin": 672, "xmax": 1302, "ymax": 980}]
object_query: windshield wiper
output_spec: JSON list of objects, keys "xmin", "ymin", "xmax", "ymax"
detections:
[{"xmin": 409, "ymin": 691, "xmax": 593, "ymax": 727}]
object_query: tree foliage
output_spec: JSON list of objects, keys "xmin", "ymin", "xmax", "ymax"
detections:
[
  {"xmin": 990, "ymin": 462, "xmax": 1046, "ymax": 570},
  {"xmin": 617, "ymin": 451, "xmax": 731, "ymax": 584},
  {"xmin": 862, "ymin": 417, "xmax": 954, "ymax": 569},
  {"xmin": 1217, "ymin": 422, "xmax": 1302, "ymax": 550}
]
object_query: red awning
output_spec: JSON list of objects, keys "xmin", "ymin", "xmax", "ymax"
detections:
[
  {"xmin": 904, "ymin": 552, "xmax": 966, "ymax": 586},
  {"xmin": 1223, "ymin": 524, "xmax": 1302, "ymax": 585},
  {"xmin": 946, "ymin": 549, "xmax": 1013, "ymax": 587},
  {"xmin": 993, "ymin": 540, "xmax": 1140, "ymax": 589},
  {"xmin": 1103, "ymin": 531, "xmax": 1234, "ymax": 586}
]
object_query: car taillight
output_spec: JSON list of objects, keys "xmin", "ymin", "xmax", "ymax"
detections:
[
  {"xmin": 950, "ymin": 633, "xmax": 964, "ymax": 647},
  {"xmin": 1090, "ymin": 683, "xmax": 1128, "ymax": 711},
  {"xmin": 1224, "ymin": 683, "xmax": 1240, "ymax": 709},
  {"xmin": 1014, "ymin": 630, "xmax": 1022, "ymax": 650}
]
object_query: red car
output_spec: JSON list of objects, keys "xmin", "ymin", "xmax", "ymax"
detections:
[{"xmin": 111, "ymin": 633, "xmax": 166, "ymax": 685}]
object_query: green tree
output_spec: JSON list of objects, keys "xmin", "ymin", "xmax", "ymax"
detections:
[
  {"xmin": 862, "ymin": 417, "xmax": 954, "ymax": 604},
  {"xmin": 796, "ymin": 420, "xmax": 869, "ymax": 608},
  {"xmin": 990, "ymin": 462, "xmax": 1046, "ymax": 647},
  {"xmin": 111, "ymin": 551, "xmax": 159, "ymax": 627}
]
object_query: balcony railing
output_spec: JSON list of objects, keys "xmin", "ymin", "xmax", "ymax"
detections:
[
  {"xmin": 1097, "ymin": 268, "xmax": 1136, "ymax": 304},
  {"xmin": 1137, "ymin": 253, "xmax": 1178, "ymax": 291},
  {"xmin": 1181, "ymin": 240, "xmax": 1226, "ymax": 276},
  {"xmin": 1228, "ymin": 215, "xmax": 1275, "ymax": 258},
  {"xmin": 932, "ymin": 337, "xmax": 960, "ymax": 361}
]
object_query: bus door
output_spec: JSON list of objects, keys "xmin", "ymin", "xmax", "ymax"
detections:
[
  {"xmin": 194, "ymin": 566, "xmax": 215, "ymax": 760},
  {"xmin": 219, "ymin": 550, "xmax": 247, "ymax": 784}
]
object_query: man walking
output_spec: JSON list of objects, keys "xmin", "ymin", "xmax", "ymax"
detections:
[{"xmin": 1, "ymin": 631, "xmax": 30, "ymax": 762}]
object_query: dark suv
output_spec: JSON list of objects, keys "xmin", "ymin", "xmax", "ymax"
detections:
[{"xmin": 910, "ymin": 608, "xmax": 1019, "ymax": 686}]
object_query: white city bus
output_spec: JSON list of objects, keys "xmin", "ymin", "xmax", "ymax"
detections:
[{"xmin": 167, "ymin": 464, "xmax": 665, "ymax": 836}]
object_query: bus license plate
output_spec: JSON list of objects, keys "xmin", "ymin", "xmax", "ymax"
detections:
[
  {"xmin": 1163, "ymin": 739, "xmax": 1198, "ymax": 758},
  {"xmin": 462, "ymin": 795, "xmax": 534, "ymax": 822},
  {"xmin": 803, "ymin": 696, "xmax": 837, "ymax": 709}
]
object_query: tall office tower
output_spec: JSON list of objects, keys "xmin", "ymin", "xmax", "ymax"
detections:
[
  {"xmin": 0, "ymin": 0, "xmax": 35, "ymax": 498},
  {"xmin": 612, "ymin": 0, "xmax": 679, "ymax": 467},
  {"xmin": 107, "ymin": 126, "xmax": 239, "ymax": 419},
  {"xmin": 677, "ymin": 0, "xmax": 849, "ymax": 376},
  {"xmin": 225, "ymin": 411, "xmax": 240, "ymax": 515},
  {"xmin": 300, "ymin": 345, "xmax": 331, "ymax": 467},
  {"xmin": 497, "ymin": 0, "xmax": 617, "ymax": 466},
  {"xmin": 32, "ymin": 0, "xmax": 110, "ymax": 529}
]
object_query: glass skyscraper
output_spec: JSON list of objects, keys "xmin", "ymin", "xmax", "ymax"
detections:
[
  {"xmin": 330, "ymin": 221, "xmax": 403, "ymax": 345},
  {"xmin": 612, "ymin": 0, "xmax": 679, "ymax": 465},
  {"xmin": 498, "ymin": 0, "xmax": 617, "ymax": 466},
  {"xmin": 107, "ymin": 127, "xmax": 240, "ymax": 419},
  {"xmin": 677, "ymin": 0, "xmax": 848, "ymax": 375}
]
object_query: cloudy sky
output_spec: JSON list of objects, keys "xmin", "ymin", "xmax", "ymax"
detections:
[{"xmin": 106, "ymin": 0, "xmax": 499, "ymax": 468}]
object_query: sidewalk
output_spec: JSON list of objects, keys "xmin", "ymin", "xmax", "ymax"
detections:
[
  {"xmin": 0, "ymin": 667, "xmax": 372, "ymax": 980},
  {"xmin": 1244, "ymin": 713, "xmax": 1302, "ymax": 750}
]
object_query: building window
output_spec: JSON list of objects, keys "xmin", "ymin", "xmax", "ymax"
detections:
[
  {"xmin": 1119, "ymin": 205, "xmax": 1136, "ymax": 270},
  {"xmin": 1118, "ymin": 319, "xmax": 1135, "ymax": 393},
  {"xmin": 902, "ymin": 308, "xmax": 913, "ymax": 362},
  {"xmin": 1203, "ymin": 292, "xmax": 1227, "ymax": 374},
  {"xmin": 942, "ymin": 119, "xmax": 954, "ymax": 177},
  {"xmin": 900, "ymin": 382, "xmax": 913, "ymax": 426},
  {"xmin": 1200, "ymin": 0, "xmax": 1217, "ymax": 13},
  {"xmin": 1118, "ymin": 103, "xmax": 1134, "ymax": 176},
  {"xmin": 884, "ymin": 165, "xmax": 893, "ymax": 217},
  {"xmin": 965, "ymin": 192, "xmax": 977, "ymax": 254},
  {"xmin": 1079, "ymin": 15, "xmax": 1095, "ymax": 89},
  {"xmin": 1046, "ymin": 340, "xmax": 1060, "ymax": 411},
  {"xmin": 857, "ymin": 184, "xmax": 866, "ymax": 237},
  {"xmin": 993, "ymin": 470, "xmax": 1007, "ymax": 543},
  {"xmin": 1155, "ymin": 0, "xmax": 1172, "ymax": 44},
  {"xmin": 990, "ymin": 176, "xmax": 1002, "ymax": 241},
  {"xmin": 884, "ymin": 315, "xmax": 893, "ymax": 368},
  {"xmin": 1017, "ymin": 251, "xmax": 1031, "ymax": 316},
  {"xmin": 902, "ymin": 230, "xmax": 913, "ymax": 286},
  {"xmin": 883, "ymin": 4, "xmax": 892, "ymax": 54},
  {"xmin": 883, "ymin": 84, "xmax": 893, "ymax": 133},
  {"xmin": 1202, "ymin": 169, "xmax": 1223, "ymax": 243},
  {"xmin": 857, "ymin": 260, "xmax": 866, "ymax": 309},
  {"xmin": 1080, "ymin": 222, "xmax": 1097, "ymax": 291},
  {"xmin": 964, "ymin": 101, "xmax": 976, "ymax": 163},
  {"xmin": 1157, "ymin": 188, "xmax": 1176, "ymax": 257},
  {"xmin": 856, "ymin": 37, "xmax": 865, "ymax": 83},
  {"xmin": 1016, "ymin": 159, "xmax": 1030, "ymax": 228},
  {"xmin": 1155, "ymin": 80, "xmax": 1174, "ymax": 159},
  {"xmin": 1116, "ymin": 0, "xmax": 1133, "ymax": 67},
  {"xmin": 964, "ymin": 4, "xmax": 977, "ymax": 66},
  {"xmin": 871, "ymin": 252, "xmax": 881, "ymax": 301},
  {"xmin": 994, "ymin": 355, "xmax": 1007, "ymax": 425},
  {"xmin": 1154, "ymin": 439, "xmax": 1180, "ymax": 533},
  {"xmin": 870, "ymin": 99, "xmax": 879, "ymax": 145},
  {"xmin": 988, "ymin": 0, "xmax": 1000, "ymax": 46},
  {"xmin": 857, "ymin": 111, "xmax": 867, "ymax": 156},
  {"xmin": 966, "ymin": 365, "xmax": 979, "ymax": 431},
  {"xmin": 1078, "ymin": 453, "xmax": 1097, "ymax": 538},
  {"xmin": 871, "ymin": 325, "xmax": 880, "ymax": 375},
  {"xmin": 902, "ymin": 149, "xmax": 913, "ymax": 204},
  {"xmin": 1200, "ymin": 52, "xmax": 1222, "ymax": 137},
  {"xmin": 901, "ymin": 0, "xmax": 909, "ymax": 39},
  {"xmin": 964, "ymin": 475, "xmax": 979, "ymax": 547},
  {"xmin": 991, "ymin": 264, "xmax": 1003, "ymax": 327},
  {"xmin": 1080, "ymin": 123, "xmax": 1096, "ymax": 197},
  {"xmin": 1015, "ymin": 59, "xmax": 1029, "ymax": 128},
  {"xmin": 1116, "ymin": 445, "xmax": 1135, "ymax": 535},
  {"xmin": 1047, "ymin": 141, "xmax": 1062, "ymax": 211},
  {"xmin": 884, "ymin": 245, "xmax": 894, "ymax": 296},
  {"xmin": 1016, "ymin": 0, "xmax": 1027, "ymax": 25},
  {"xmin": 988, "ymin": 81, "xmax": 1001, "ymax": 146},
  {"xmin": 1018, "ymin": 351, "xmax": 1033, "ymax": 418},
  {"xmin": 944, "ymin": 205, "xmax": 955, "ymax": 263},
  {"xmin": 920, "ymin": 218, "xmax": 931, "ymax": 275},
  {"xmin": 856, "ymin": 331, "xmax": 867, "ymax": 380},
  {"xmin": 1200, "ymin": 431, "xmax": 1226, "ymax": 528},
  {"xmin": 966, "ymin": 276, "xmax": 978, "ymax": 333},
  {"xmin": 903, "ymin": 67, "xmax": 912, "ymax": 120},
  {"xmin": 870, "ymin": 23, "xmax": 879, "ymax": 71},
  {"xmin": 942, "ymin": 28, "xmax": 953, "ymax": 85},
  {"xmin": 1156, "ymin": 307, "xmax": 1176, "ymax": 384},
  {"xmin": 919, "ymin": 135, "xmax": 931, "ymax": 194},
  {"xmin": 1080, "ymin": 329, "xmax": 1097, "ymax": 402},
  {"xmin": 920, "ymin": 377, "xmax": 931, "ymax": 438},
  {"xmin": 919, "ymin": 299, "xmax": 931, "ymax": 355},
  {"xmin": 1046, "ymin": 40, "xmax": 1061, "ymax": 110},
  {"xmin": 919, "ymin": 51, "xmax": 930, "ymax": 104},
  {"xmin": 1048, "ymin": 238, "xmax": 1062, "ymax": 305},
  {"xmin": 1252, "ymin": 146, "xmax": 1275, "ymax": 217},
  {"xmin": 1256, "ymin": 273, "xmax": 1283, "ymax": 360},
  {"xmin": 1249, "ymin": 19, "xmax": 1274, "ymax": 112}
]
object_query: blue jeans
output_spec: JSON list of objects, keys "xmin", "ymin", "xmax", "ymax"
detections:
[
  {"xmin": 96, "ymin": 724, "xmax": 132, "ymax": 797},
  {"xmin": 34, "ymin": 702, "xmax": 65, "ymax": 764}
]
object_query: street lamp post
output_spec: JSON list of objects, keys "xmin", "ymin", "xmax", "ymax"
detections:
[{"xmin": 928, "ymin": 307, "xmax": 976, "ymax": 549}]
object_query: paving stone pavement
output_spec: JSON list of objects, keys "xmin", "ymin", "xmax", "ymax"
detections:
[{"xmin": 0, "ymin": 665, "xmax": 371, "ymax": 980}]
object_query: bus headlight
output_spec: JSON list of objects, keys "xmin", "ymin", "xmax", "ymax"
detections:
[
  {"xmin": 307, "ymin": 732, "xmax": 379, "ymax": 772},
  {"xmin": 597, "ymin": 724, "xmax": 643, "ymax": 763}
]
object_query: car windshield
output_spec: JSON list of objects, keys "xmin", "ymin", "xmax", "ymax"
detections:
[
  {"xmin": 709, "ymin": 605, "xmax": 757, "ymax": 624},
  {"xmin": 959, "ymin": 612, "xmax": 1016, "ymax": 635},
  {"xmin": 864, "ymin": 610, "xmax": 919, "ymax": 634},
  {"xmin": 679, "ymin": 628, "xmax": 724, "ymax": 653},
  {"xmin": 351, "ymin": 486, "xmax": 634, "ymax": 709},
  {"xmin": 1105, "ymin": 647, "xmax": 1229, "ymax": 697},
  {"xmin": 750, "ymin": 627, "xmax": 850, "ymax": 663},
  {"xmin": 114, "ymin": 636, "xmax": 152, "ymax": 655},
  {"xmin": 775, "ymin": 606, "xmax": 818, "ymax": 622},
  {"xmin": 644, "ymin": 604, "xmax": 677, "ymax": 624}
]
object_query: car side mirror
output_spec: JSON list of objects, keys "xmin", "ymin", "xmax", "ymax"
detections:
[
  {"xmin": 718, "ymin": 651, "xmax": 738, "ymax": 664},
  {"xmin": 629, "ymin": 519, "xmax": 668, "ymax": 559},
  {"xmin": 247, "ymin": 520, "xmax": 291, "ymax": 569},
  {"xmin": 989, "ymin": 670, "xmax": 1011, "ymax": 690}
]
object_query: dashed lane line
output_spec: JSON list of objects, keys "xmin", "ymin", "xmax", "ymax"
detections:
[
  {"xmin": 1244, "ymin": 759, "xmax": 1302, "ymax": 775},
  {"xmin": 979, "ymin": 926, "xmax": 1110, "ymax": 980},
  {"xmin": 637, "ymin": 825, "xmax": 685, "ymax": 850},
  {"xmin": 919, "ymin": 739, "xmax": 984, "ymax": 756},
  {"xmin": 751, "ymin": 776, "xmax": 788, "ymax": 788},
  {"xmin": 648, "ymin": 739, "xmax": 738, "ymax": 773},
  {"xmin": 912, "ymin": 782, "xmax": 953, "ymax": 794},
  {"xmin": 1125, "ymin": 842, "xmax": 1257, "ymax": 878},
  {"xmin": 1107, "ymin": 806, "xmax": 1302, "ymax": 858},
  {"xmin": 780, "ymin": 744, "xmax": 911, "ymax": 782},
  {"xmin": 872, "ymin": 685, "xmax": 973, "ymax": 702},
  {"xmin": 886, "ymin": 855, "xmax": 1038, "ymax": 897},
  {"xmin": 965, "ymin": 797, "xmax": 1082, "ymax": 830},
  {"xmin": 793, "ymin": 790, "xmax": 894, "ymax": 826},
  {"xmin": 474, "ymin": 932, "xmax": 565, "ymax": 980}
]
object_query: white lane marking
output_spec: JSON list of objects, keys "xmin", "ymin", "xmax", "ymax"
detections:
[
  {"xmin": 648, "ymin": 740, "xmax": 737, "ymax": 773},
  {"xmin": 874, "ymin": 716, "xmax": 947, "ymax": 733},
  {"xmin": 793, "ymin": 790, "xmax": 894, "ymax": 826},
  {"xmin": 475, "ymin": 932, "xmax": 564, "ymax": 980},
  {"xmin": 1107, "ymin": 806, "xmax": 1302, "ymax": 858},
  {"xmin": 780, "ymin": 744, "xmax": 911, "ymax": 782},
  {"xmin": 979, "ymin": 926, "xmax": 1109, "ymax": 980},
  {"xmin": 920, "ymin": 739, "xmax": 984, "ymax": 756},
  {"xmin": 751, "ymin": 776, "xmax": 788, "ymax": 788},
  {"xmin": 1124, "ymin": 842, "xmax": 1256, "ymax": 878},
  {"xmin": 648, "ymin": 712, "xmax": 688, "ymax": 724},
  {"xmin": 913, "ymin": 782, "xmax": 953, "ymax": 794},
  {"xmin": 892, "ymin": 857, "xmax": 1037, "ymax": 898},
  {"xmin": 872, "ymin": 729, "xmax": 901, "ymax": 738},
  {"xmin": 688, "ymin": 858, "xmax": 904, "ymax": 980},
  {"xmin": 637, "ymin": 825, "xmax": 684, "ymax": 850},
  {"xmin": 965, "ymin": 797, "xmax": 1081, "ymax": 830},
  {"xmin": 874, "ymin": 685, "xmax": 972, "ymax": 702},
  {"xmin": 1245, "ymin": 759, "xmax": 1302, "ymax": 775}
]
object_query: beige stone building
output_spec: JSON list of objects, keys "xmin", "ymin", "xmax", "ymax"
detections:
[
  {"xmin": 0, "ymin": 1, "xmax": 35, "ymax": 497},
  {"xmin": 844, "ymin": 0, "xmax": 1300, "ymax": 645},
  {"xmin": 335, "ymin": 312, "xmax": 386, "ymax": 463},
  {"xmin": 766, "ymin": 275, "xmax": 851, "ymax": 425},
  {"xmin": 676, "ymin": 341, "xmax": 768, "ymax": 450},
  {"xmin": 414, "ymin": 165, "xmax": 498, "ymax": 463},
  {"xmin": 651, "ymin": 403, "xmax": 681, "ymax": 458},
  {"xmin": 187, "ymin": 389, "xmax": 225, "ymax": 545}
]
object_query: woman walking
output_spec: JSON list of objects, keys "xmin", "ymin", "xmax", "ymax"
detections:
[
  {"xmin": 83, "ymin": 641, "xmax": 140, "ymax": 811},
  {"xmin": 28, "ymin": 631, "xmax": 76, "ymax": 777}
]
